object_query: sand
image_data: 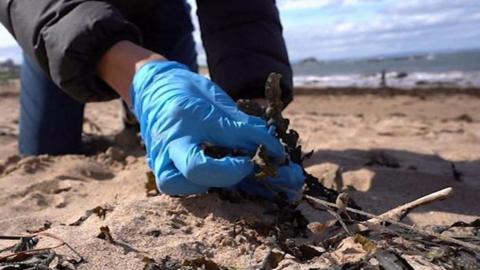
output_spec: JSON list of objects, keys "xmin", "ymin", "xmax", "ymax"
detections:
[{"xmin": 0, "ymin": 81, "xmax": 479, "ymax": 269}]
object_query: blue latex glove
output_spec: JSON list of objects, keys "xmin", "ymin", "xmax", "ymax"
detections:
[
  {"xmin": 131, "ymin": 61, "xmax": 289, "ymax": 195},
  {"xmin": 234, "ymin": 162, "xmax": 305, "ymax": 201}
]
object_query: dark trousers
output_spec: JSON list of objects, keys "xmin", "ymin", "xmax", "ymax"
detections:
[{"xmin": 19, "ymin": 1, "xmax": 198, "ymax": 155}]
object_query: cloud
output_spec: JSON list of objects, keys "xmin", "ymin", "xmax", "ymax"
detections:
[
  {"xmin": 279, "ymin": 0, "xmax": 480, "ymax": 60},
  {"xmin": 386, "ymin": 0, "xmax": 480, "ymax": 15},
  {"xmin": 276, "ymin": 0, "xmax": 375, "ymax": 10},
  {"xmin": 1, "ymin": 0, "xmax": 480, "ymax": 62},
  {"xmin": 277, "ymin": 0, "xmax": 341, "ymax": 10},
  {"xmin": 0, "ymin": 26, "xmax": 16, "ymax": 48}
]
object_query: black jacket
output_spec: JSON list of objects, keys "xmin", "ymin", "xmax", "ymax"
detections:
[{"xmin": 0, "ymin": 0, "xmax": 293, "ymax": 104}]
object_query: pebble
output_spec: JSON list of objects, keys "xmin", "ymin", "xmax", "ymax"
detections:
[
  {"xmin": 105, "ymin": 147, "xmax": 125, "ymax": 161},
  {"xmin": 125, "ymin": 155, "xmax": 136, "ymax": 165},
  {"xmin": 181, "ymin": 226, "xmax": 193, "ymax": 234},
  {"xmin": 146, "ymin": 229, "xmax": 162, "ymax": 237}
]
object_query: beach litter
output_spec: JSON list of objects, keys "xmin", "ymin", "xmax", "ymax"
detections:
[{"xmin": 1, "ymin": 74, "xmax": 479, "ymax": 269}]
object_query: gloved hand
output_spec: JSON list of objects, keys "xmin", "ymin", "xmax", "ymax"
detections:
[
  {"xmin": 234, "ymin": 162, "xmax": 305, "ymax": 201},
  {"xmin": 131, "ymin": 61, "xmax": 290, "ymax": 195}
]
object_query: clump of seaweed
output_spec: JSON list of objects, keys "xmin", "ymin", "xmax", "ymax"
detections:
[
  {"xmin": 258, "ymin": 73, "xmax": 351, "ymax": 204},
  {"xmin": 205, "ymin": 73, "xmax": 480, "ymax": 268},
  {"xmin": 204, "ymin": 73, "xmax": 360, "ymax": 261},
  {"xmin": 251, "ymin": 145, "xmax": 277, "ymax": 180},
  {"xmin": 0, "ymin": 234, "xmax": 83, "ymax": 269}
]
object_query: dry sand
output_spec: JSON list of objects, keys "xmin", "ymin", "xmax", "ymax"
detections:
[{"xmin": 0, "ymin": 81, "xmax": 479, "ymax": 269}]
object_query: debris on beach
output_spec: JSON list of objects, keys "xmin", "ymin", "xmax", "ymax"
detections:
[
  {"xmin": 199, "ymin": 73, "xmax": 480, "ymax": 269},
  {"xmin": 1, "ymin": 74, "xmax": 479, "ymax": 269},
  {"xmin": 146, "ymin": 171, "xmax": 159, "ymax": 197},
  {"xmin": 68, "ymin": 205, "xmax": 113, "ymax": 226},
  {"xmin": 0, "ymin": 234, "xmax": 83, "ymax": 269}
]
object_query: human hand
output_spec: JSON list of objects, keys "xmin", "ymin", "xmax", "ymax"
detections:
[{"xmin": 131, "ymin": 61, "xmax": 286, "ymax": 195}]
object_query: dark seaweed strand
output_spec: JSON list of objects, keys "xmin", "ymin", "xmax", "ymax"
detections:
[{"xmin": 263, "ymin": 73, "xmax": 340, "ymax": 202}]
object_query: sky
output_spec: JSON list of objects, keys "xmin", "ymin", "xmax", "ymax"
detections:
[{"xmin": 1, "ymin": 0, "xmax": 480, "ymax": 62}]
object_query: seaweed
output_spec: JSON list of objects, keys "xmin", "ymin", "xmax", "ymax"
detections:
[
  {"xmin": 202, "ymin": 73, "xmax": 342, "ymax": 204},
  {"xmin": 0, "ymin": 234, "xmax": 83, "ymax": 269},
  {"xmin": 262, "ymin": 73, "xmax": 359, "ymax": 210},
  {"xmin": 251, "ymin": 145, "xmax": 277, "ymax": 180},
  {"xmin": 450, "ymin": 162, "xmax": 463, "ymax": 182},
  {"xmin": 142, "ymin": 256, "xmax": 236, "ymax": 270},
  {"xmin": 374, "ymin": 249, "xmax": 414, "ymax": 270},
  {"xmin": 12, "ymin": 237, "xmax": 39, "ymax": 253},
  {"xmin": 365, "ymin": 151, "xmax": 400, "ymax": 168},
  {"xmin": 145, "ymin": 171, "xmax": 159, "ymax": 197},
  {"xmin": 68, "ymin": 205, "xmax": 112, "ymax": 226},
  {"xmin": 236, "ymin": 99, "xmax": 265, "ymax": 117},
  {"xmin": 97, "ymin": 226, "xmax": 115, "ymax": 244},
  {"xmin": 258, "ymin": 249, "xmax": 285, "ymax": 269},
  {"xmin": 201, "ymin": 142, "xmax": 248, "ymax": 159},
  {"xmin": 203, "ymin": 73, "xmax": 356, "ymax": 262}
]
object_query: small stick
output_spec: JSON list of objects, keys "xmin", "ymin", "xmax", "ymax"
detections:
[
  {"xmin": 325, "ymin": 208, "xmax": 352, "ymax": 236},
  {"xmin": 368, "ymin": 187, "xmax": 452, "ymax": 224},
  {"xmin": 325, "ymin": 187, "xmax": 453, "ymax": 238},
  {"xmin": 0, "ymin": 233, "xmax": 85, "ymax": 263},
  {"xmin": 258, "ymin": 248, "xmax": 285, "ymax": 270},
  {"xmin": 0, "ymin": 236, "xmax": 25, "ymax": 240},
  {"xmin": 0, "ymin": 243, "xmax": 64, "ymax": 262},
  {"xmin": 304, "ymin": 190, "xmax": 480, "ymax": 253},
  {"xmin": 40, "ymin": 232, "xmax": 84, "ymax": 262}
]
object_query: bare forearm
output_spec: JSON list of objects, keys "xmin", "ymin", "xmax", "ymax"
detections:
[{"xmin": 96, "ymin": 41, "xmax": 166, "ymax": 105}]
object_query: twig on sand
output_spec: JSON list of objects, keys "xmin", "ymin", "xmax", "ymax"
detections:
[
  {"xmin": 305, "ymin": 188, "xmax": 480, "ymax": 253},
  {"xmin": 324, "ymin": 208, "xmax": 352, "ymax": 236},
  {"xmin": 0, "ymin": 232, "xmax": 84, "ymax": 264},
  {"xmin": 367, "ymin": 187, "xmax": 452, "ymax": 224},
  {"xmin": 0, "ymin": 243, "xmax": 64, "ymax": 262},
  {"xmin": 0, "ymin": 236, "xmax": 29, "ymax": 240},
  {"xmin": 258, "ymin": 248, "xmax": 285, "ymax": 270},
  {"xmin": 40, "ymin": 232, "xmax": 84, "ymax": 263}
]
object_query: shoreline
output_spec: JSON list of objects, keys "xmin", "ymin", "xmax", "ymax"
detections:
[
  {"xmin": 2, "ymin": 79, "xmax": 480, "ymax": 98},
  {"xmin": 294, "ymin": 86, "xmax": 480, "ymax": 97}
]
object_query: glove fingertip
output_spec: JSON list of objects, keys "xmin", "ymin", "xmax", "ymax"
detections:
[
  {"xmin": 221, "ymin": 156, "xmax": 255, "ymax": 185},
  {"xmin": 267, "ymin": 140, "xmax": 287, "ymax": 160},
  {"xmin": 247, "ymin": 115, "xmax": 268, "ymax": 126},
  {"xmin": 268, "ymin": 125, "xmax": 277, "ymax": 136},
  {"xmin": 186, "ymin": 153, "xmax": 254, "ymax": 188}
]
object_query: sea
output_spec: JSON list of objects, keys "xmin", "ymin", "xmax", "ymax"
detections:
[
  {"xmin": 292, "ymin": 48, "xmax": 480, "ymax": 89},
  {"xmin": 2, "ymin": 46, "xmax": 480, "ymax": 89}
]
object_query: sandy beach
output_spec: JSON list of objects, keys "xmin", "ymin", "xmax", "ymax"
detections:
[{"xmin": 0, "ymin": 81, "xmax": 479, "ymax": 269}]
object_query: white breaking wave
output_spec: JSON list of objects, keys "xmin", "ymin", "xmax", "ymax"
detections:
[{"xmin": 293, "ymin": 71, "xmax": 480, "ymax": 88}]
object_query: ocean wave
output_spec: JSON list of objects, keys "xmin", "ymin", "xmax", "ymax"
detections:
[{"xmin": 293, "ymin": 70, "xmax": 480, "ymax": 88}]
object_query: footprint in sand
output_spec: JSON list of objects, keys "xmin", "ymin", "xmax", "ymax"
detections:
[
  {"xmin": 2, "ymin": 156, "xmax": 115, "ymax": 211},
  {"xmin": 18, "ymin": 191, "xmax": 52, "ymax": 208},
  {"xmin": 0, "ymin": 155, "xmax": 52, "ymax": 175},
  {"xmin": 15, "ymin": 191, "xmax": 68, "ymax": 210},
  {"xmin": 9, "ymin": 178, "xmax": 75, "ymax": 209},
  {"xmin": 54, "ymin": 159, "xmax": 115, "ymax": 181},
  {"xmin": 0, "ymin": 154, "xmax": 21, "ymax": 174}
]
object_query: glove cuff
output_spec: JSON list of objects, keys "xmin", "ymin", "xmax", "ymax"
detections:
[{"xmin": 130, "ymin": 60, "xmax": 190, "ymax": 113}]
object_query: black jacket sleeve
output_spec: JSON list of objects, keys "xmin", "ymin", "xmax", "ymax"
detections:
[
  {"xmin": 197, "ymin": 0, "xmax": 293, "ymax": 106},
  {"xmin": 0, "ymin": 0, "xmax": 142, "ymax": 102}
]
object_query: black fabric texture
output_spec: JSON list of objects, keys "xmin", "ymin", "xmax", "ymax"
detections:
[
  {"xmin": 0, "ymin": 0, "xmax": 13, "ymax": 33},
  {"xmin": 0, "ymin": 0, "xmax": 293, "ymax": 104},
  {"xmin": 197, "ymin": 0, "xmax": 293, "ymax": 105},
  {"xmin": 3, "ymin": 0, "xmax": 141, "ymax": 102}
]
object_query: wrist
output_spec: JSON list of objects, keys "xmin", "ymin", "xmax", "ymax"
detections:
[
  {"xmin": 130, "ymin": 61, "xmax": 191, "ymax": 111},
  {"xmin": 135, "ymin": 54, "xmax": 168, "ymax": 73},
  {"xmin": 96, "ymin": 40, "xmax": 167, "ymax": 106}
]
